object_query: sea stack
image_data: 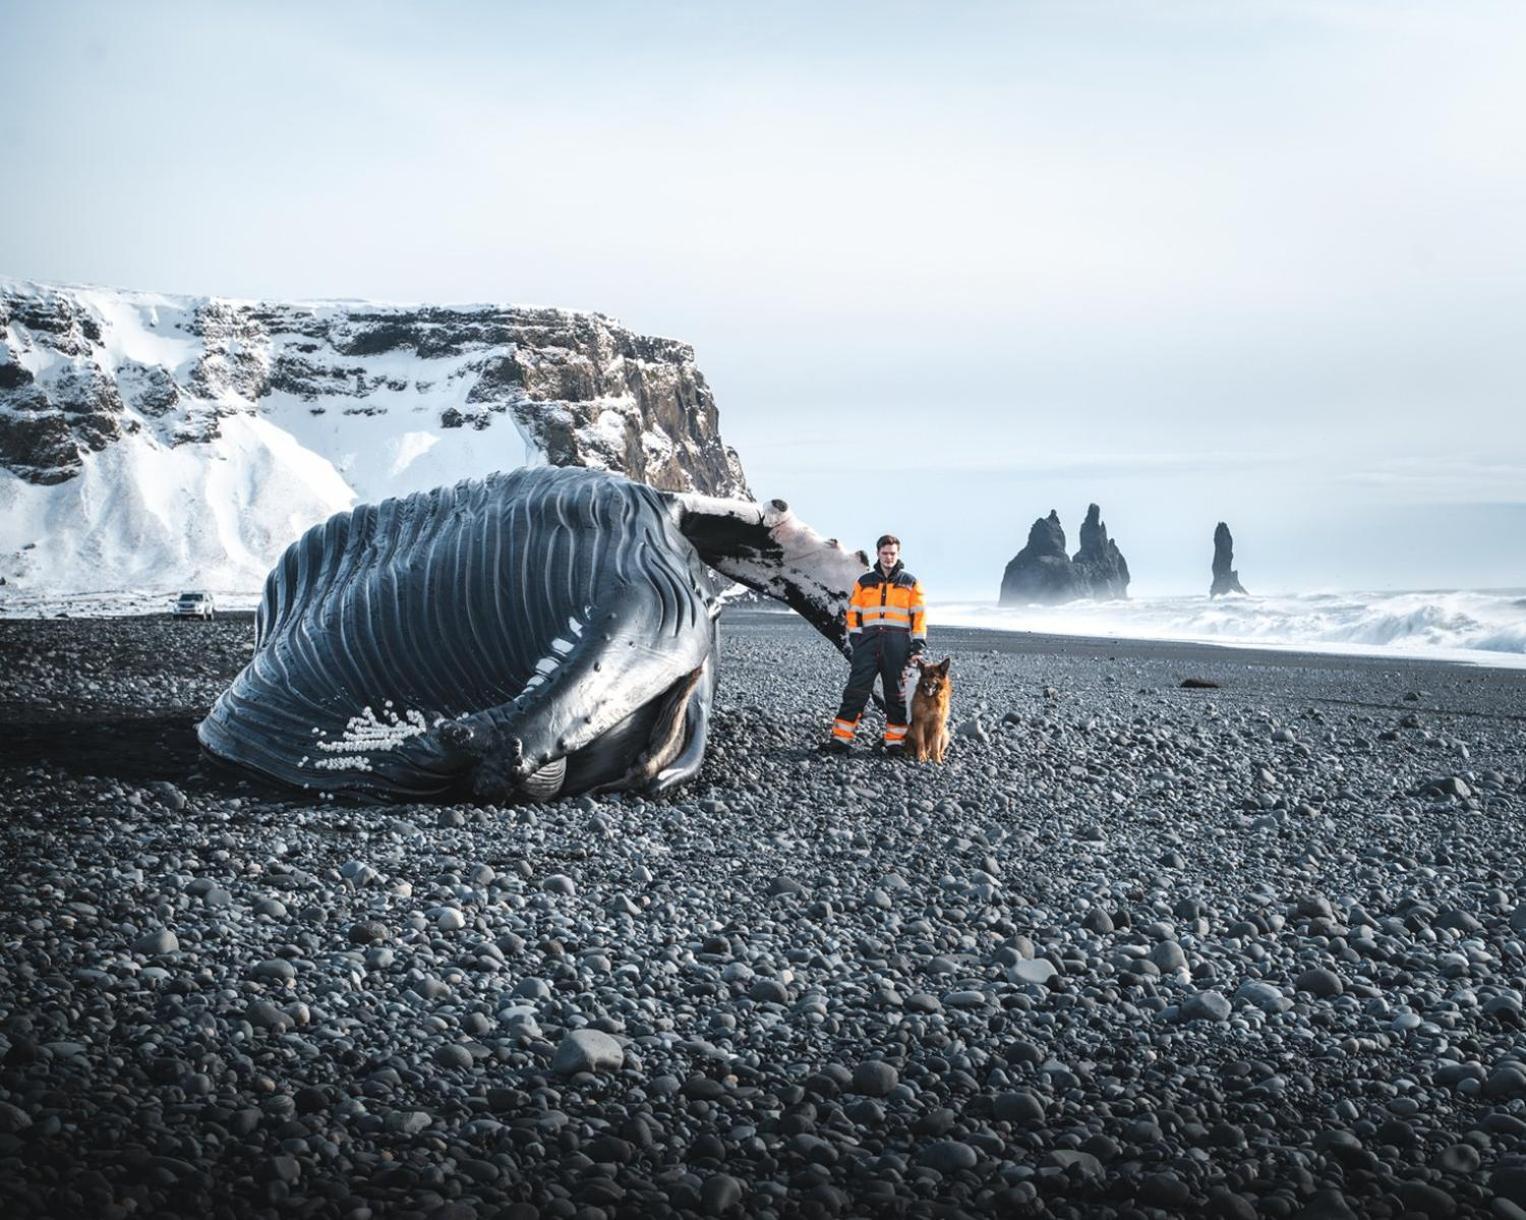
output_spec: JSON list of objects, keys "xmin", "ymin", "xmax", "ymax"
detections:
[
  {"xmin": 1210, "ymin": 521, "xmax": 1248, "ymax": 597},
  {"xmin": 1000, "ymin": 511, "xmax": 1082, "ymax": 604},
  {"xmin": 999, "ymin": 504, "xmax": 1130, "ymax": 605},
  {"xmin": 1072, "ymin": 503, "xmax": 1131, "ymax": 599}
]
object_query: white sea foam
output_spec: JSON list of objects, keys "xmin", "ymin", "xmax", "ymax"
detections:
[
  {"xmin": 10, "ymin": 581, "xmax": 1526, "ymax": 670},
  {"xmin": 934, "ymin": 589, "xmax": 1526, "ymax": 668}
]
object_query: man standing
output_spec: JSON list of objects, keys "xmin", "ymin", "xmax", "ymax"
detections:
[{"xmin": 825, "ymin": 534, "xmax": 927, "ymax": 757}]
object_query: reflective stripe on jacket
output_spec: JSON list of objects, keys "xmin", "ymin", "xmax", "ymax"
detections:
[{"xmin": 846, "ymin": 562, "xmax": 926, "ymax": 641}]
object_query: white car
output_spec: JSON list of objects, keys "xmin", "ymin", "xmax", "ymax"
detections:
[{"xmin": 172, "ymin": 591, "xmax": 216, "ymax": 620}]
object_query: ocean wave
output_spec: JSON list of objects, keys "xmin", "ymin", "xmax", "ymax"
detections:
[
  {"xmin": 10, "ymin": 585, "xmax": 1526, "ymax": 668},
  {"xmin": 936, "ymin": 589, "xmax": 1526, "ymax": 668}
]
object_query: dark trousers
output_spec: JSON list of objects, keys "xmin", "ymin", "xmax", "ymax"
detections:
[{"xmin": 832, "ymin": 630, "xmax": 911, "ymax": 746}]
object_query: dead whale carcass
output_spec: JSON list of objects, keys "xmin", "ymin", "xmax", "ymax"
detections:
[{"xmin": 196, "ymin": 466, "xmax": 866, "ymax": 801}]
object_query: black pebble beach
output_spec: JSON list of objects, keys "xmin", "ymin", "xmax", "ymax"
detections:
[{"xmin": 2, "ymin": 608, "xmax": 1525, "ymax": 1219}]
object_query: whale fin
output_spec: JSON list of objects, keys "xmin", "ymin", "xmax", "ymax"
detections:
[{"xmin": 665, "ymin": 493, "xmax": 867, "ymax": 658}]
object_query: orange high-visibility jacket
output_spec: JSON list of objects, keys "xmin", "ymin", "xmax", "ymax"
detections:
[{"xmin": 846, "ymin": 563, "xmax": 927, "ymax": 641}]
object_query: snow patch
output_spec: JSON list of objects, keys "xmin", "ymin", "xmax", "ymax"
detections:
[
  {"xmin": 0, "ymin": 416, "xmax": 355, "ymax": 595},
  {"xmin": 388, "ymin": 430, "xmax": 440, "ymax": 477}
]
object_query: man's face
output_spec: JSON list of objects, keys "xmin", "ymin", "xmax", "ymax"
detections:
[{"xmin": 878, "ymin": 542, "xmax": 900, "ymax": 569}]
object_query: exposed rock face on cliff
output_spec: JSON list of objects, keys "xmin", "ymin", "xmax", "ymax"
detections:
[
  {"xmin": 0, "ymin": 278, "xmax": 748, "ymax": 594},
  {"xmin": 999, "ymin": 504, "xmax": 1131, "ymax": 605},
  {"xmin": 1210, "ymin": 521, "xmax": 1248, "ymax": 597}
]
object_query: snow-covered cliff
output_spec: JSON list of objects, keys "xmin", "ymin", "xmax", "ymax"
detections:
[{"xmin": 0, "ymin": 279, "xmax": 747, "ymax": 597}]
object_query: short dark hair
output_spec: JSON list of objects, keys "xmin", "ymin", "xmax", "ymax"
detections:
[{"xmin": 876, "ymin": 534, "xmax": 900, "ymax": 549}]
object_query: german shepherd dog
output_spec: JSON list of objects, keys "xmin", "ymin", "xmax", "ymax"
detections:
[{"xmin": 905, "ymin": 657, "xmax": 952, "ymax": 763}]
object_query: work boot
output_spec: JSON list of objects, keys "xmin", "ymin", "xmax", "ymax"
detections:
[
  {"xmin": 883, "ymin": 745, "xmax": 907, "ymax": 763},
  {"xmin": 820, "ymin": 738, "xmax": 851, "ymax": 757}
]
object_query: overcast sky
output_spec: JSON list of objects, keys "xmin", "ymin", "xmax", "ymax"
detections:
[{"xmin": 3, "ymin": 0, "xmax": 1523, "ymax": 597}]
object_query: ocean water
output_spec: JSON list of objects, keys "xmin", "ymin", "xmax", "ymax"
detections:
[
  {"xmin": 7, "ymin": 586, "xmax": 1526, "ymax": 670},
  {"xmin": 935, "ymin": 589, "xmax": 1526, "ymax": 668}
]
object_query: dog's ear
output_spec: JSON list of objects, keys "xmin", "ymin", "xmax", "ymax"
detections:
[{"xmin": 937, "ymin": 657, "xmax": 951, "ymax": 676}]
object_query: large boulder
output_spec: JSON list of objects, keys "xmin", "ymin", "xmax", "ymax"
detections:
[
  {"xmin": 1000, "ymin": 505, "xmax": 1130, "ymax": 605},
  {"xmin": 1210, "ymin": 521, "xmax": 1248, "ymax": 597}
]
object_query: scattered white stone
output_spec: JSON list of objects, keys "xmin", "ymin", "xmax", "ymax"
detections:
[{"xmin": 552, "ymin": 1029, "xmax": 624, "ymax": 1075}]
